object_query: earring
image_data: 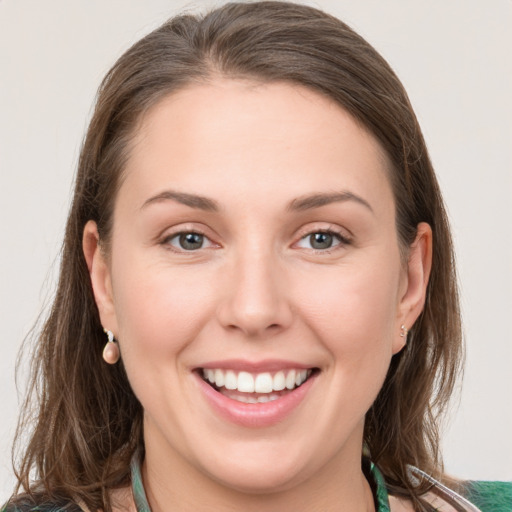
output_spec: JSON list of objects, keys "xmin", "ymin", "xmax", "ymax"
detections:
[
  {"xmin": 102, "ymin": 328, "xmax": 120, "ymax": 364},
  {"xmin": 400, "ymin": 324, "xmax": 408, "ymax": 339}
]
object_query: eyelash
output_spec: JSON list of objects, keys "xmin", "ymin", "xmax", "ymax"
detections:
[{"xmin": 160, "ymin": 228, "xmax": 351, "ymax": 254}]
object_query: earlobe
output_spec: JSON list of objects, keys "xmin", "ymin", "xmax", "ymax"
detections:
[
  {"xmin": 393, "ymin": 222, "xmax": 433, "ymax": 354},
  {"xmin": 82, "ymin": 220, "xmax": 118, "ymax": 331}
]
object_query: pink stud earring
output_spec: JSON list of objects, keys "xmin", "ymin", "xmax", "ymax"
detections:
[
  {"xmin": 400, "ymin": 324, "xmax": 408, "ymax": 339},
  {"xmin": 102, "ymin": 329, "xmax": 120, "ymax": 364}
]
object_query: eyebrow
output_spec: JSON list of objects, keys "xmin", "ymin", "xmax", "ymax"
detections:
[
  {"xmin": 141, "ymin": 189, "xmax": 373, "ymax": 214},
  {"xmin": 287, "ymin": 191, "xmax": 374, "ymax": 213},
  {"xmin": 141, "ymin": 190, "xmax": 220, "ymax": 212}
]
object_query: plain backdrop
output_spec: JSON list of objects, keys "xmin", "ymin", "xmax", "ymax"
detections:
[{"xmin": 1, "ymin": 0, "xmax": 511, "ymax": 499}]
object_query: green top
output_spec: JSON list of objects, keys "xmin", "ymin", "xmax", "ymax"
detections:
[
  {"xmin": 3, "ymin": 457, "xmax": 511, "ymax": 511},
  {"xmin": 463, "ymin": 480, "xmax": 512, "ymax": 512}
]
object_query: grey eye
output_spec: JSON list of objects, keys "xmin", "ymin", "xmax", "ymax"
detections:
[
  {"xmin": 296, "ymin": 231, "xmax": 345, "ymax": 251},
  {"xmin": 309, "ymin": 232, "xmax": 334, "ymax": 250},
  {"xmin": 170, "ymin": 232, "xmax": 205, "ymax": 250}
]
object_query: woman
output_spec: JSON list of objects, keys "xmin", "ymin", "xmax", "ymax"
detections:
[{"xmin": 3, "ymin": 2, "xmax": 510, "ymax": 511}]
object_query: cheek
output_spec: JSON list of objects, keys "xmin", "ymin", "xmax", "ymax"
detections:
[
  {"xmin": 109, "ymin": 250, "xmax": 216, "ymax": 363},
  {"xmin": 282, "ymin": 256, "xmax": 402, "ymax": 444},
  {"xmin": 292, "ymin": 252, "xmax": 401, "ymax": 386},
  {"xmin": 295, "ymin": 262, "xmax": 400, "ymax": 346}
]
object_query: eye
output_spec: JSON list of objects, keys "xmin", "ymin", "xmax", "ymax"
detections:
[
  {"xmin": 296, "ymin": 231, "xmax": 348, "ymax": 251},
  {"xmin": 165, "ymin": 232, "xmax": 214, "ymax": 251}
]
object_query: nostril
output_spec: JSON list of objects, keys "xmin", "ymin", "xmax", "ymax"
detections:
[{"xmin": 224, "ymin": 322, "xmax": 282, "ymax": 335}]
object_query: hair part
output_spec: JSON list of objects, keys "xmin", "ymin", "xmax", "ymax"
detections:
[{"xmin": 11, "ymin": 3, "xmax": 462, "ymax": 511}]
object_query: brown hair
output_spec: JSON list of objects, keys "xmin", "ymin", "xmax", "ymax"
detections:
[{"xmin": 11, "ymin": 2, "xmax": 462, "ymax": 511}]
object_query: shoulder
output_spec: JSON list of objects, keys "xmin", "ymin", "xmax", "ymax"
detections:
[
  {"xmin": 1, "ymin": 505, "xmax": 83, "ymax": 512},
  {"xmin": 462, "ymin": 480, "xmax": 512, "ymax": 512},
  {"xmin": 3, "ymin": 486, "xmax": 132, "ymax": 512},
  {"xmin": 1, "ymin": 498, "xmax": 85, "ymax": 512},
  {"xmin": 417, "ymin": 479, "xmax": 512, "ymax": 512},
  {"xmin": 387, "ymin": 465, "xmax": 512, "ymax": 512},
  {"xmin": 389, "ymin": 481, "xmax": 512, "ymax": 512}
]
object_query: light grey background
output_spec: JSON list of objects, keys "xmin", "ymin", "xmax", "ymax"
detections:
[{"xmin": 1, "ymin": 0, "xmax": 511, "ymax": 499}]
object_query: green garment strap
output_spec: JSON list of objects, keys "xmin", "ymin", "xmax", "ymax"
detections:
[
  {"xmin": 130, "ymin": 454, "xmax": 151, "ymax": 512},
  {"xmin": 370, "ymin": 461, "xmax": 392, "ymax": 512}
]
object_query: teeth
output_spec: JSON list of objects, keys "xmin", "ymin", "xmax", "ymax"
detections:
[
  {"xmin": 258, "ymin": 394, "xmax": 280, "ymax": 403},
  {"xmin": 296, "ymin": 370, "xmax": 308, "ymax": 386},
  {"xmin": 223, "ymin": 393, "xmax": 281, "ymax": 404},
  {"xmin": 201, "ymin": 368, "xmax": 312, "ymax": 394},
  {"xmin": 214, "ymin": 369, "xmax": 225, "ymax": 387},
  {"xmin": 285, "ymin": 370, "xmax": 296, "ymax": 390},
  {"xmin": 224, "ymin": 370, "xmax": 237, "ymax": 390},
  {"xmin": 273, "ymin": 371, "xmax": 286, "ymax": 391},
  {"xmin": 254, "ymin": 373, "xmax": 273, "ymax": 393},
  {"xmin": 206, "ymin": 369, "xmax": 215, "ymax": 384},
  {"xmin": 237, "ymin": 372, "xmax": 255, "ymax": 392}
]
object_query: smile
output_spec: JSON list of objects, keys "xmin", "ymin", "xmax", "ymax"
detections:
[{"xmin": 201, "ymin": 368, "xmax": 314, "ymax": 403}]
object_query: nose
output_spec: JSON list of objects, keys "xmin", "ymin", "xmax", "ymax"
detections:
[{"xmin": 216, "ymin": 248, "xmax": 293, "ymax": 339}]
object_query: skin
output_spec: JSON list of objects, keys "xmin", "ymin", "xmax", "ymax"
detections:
[{"xmin": 83, "ymin": 80, "xmax": 432, "ymax": 512}]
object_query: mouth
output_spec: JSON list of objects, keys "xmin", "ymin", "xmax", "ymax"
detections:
[{"xmin": 198, "ymin": 367, "xmax": 318, "ymax": 404}]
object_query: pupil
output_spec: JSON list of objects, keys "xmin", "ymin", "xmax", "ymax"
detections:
[
  {"xmin": 180, "ymin": 233, "xmax": 203, "ymax": 250},
  {"xmin": 311, "ymin": 232, "xmax": 332, "ymax": 249}
]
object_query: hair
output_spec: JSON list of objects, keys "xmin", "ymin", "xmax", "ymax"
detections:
[{"xmin": 10, "ymin": 2, "xmax": 462, "ymax": 511}]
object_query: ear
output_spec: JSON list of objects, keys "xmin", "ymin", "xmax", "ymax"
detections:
[
  {"xmin": 83, "ymin": 220, "xmax": 118, "ymax": 333},
  {"xmin": 393, "ymin": 222, "xmax": 433, "ymax": 354}
]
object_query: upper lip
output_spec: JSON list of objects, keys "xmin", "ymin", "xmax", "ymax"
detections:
[{"xmin": 195, "ymin": 359, "xmax": 315, "ymax": 373}]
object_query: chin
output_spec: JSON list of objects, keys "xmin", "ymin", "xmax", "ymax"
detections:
[
  {"xmin": 207, "ymin": 463, "xmax": 307, "ymax": 495},
  {"xmin": 195, "ymin": 442, "xmax": 320, "ymax": 495}
]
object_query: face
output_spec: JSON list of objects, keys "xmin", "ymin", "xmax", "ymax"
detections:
[{"xmin": 85, "ymin": 80, "xmax": 430, "ymax": 497}]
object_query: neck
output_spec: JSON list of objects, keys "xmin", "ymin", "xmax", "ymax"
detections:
[{"xmin": 141, "ymin": 422, "xmax": 375, "ymax": 512}]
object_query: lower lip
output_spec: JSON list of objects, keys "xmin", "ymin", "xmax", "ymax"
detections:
[{"xmin": 195, "ymin": 372, "xmax": 317, "ymax": 428}]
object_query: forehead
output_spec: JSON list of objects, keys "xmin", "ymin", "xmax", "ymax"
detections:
[{"xmin": 121, "ymin": 79, "xmax": 394, "ymax": 215}]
